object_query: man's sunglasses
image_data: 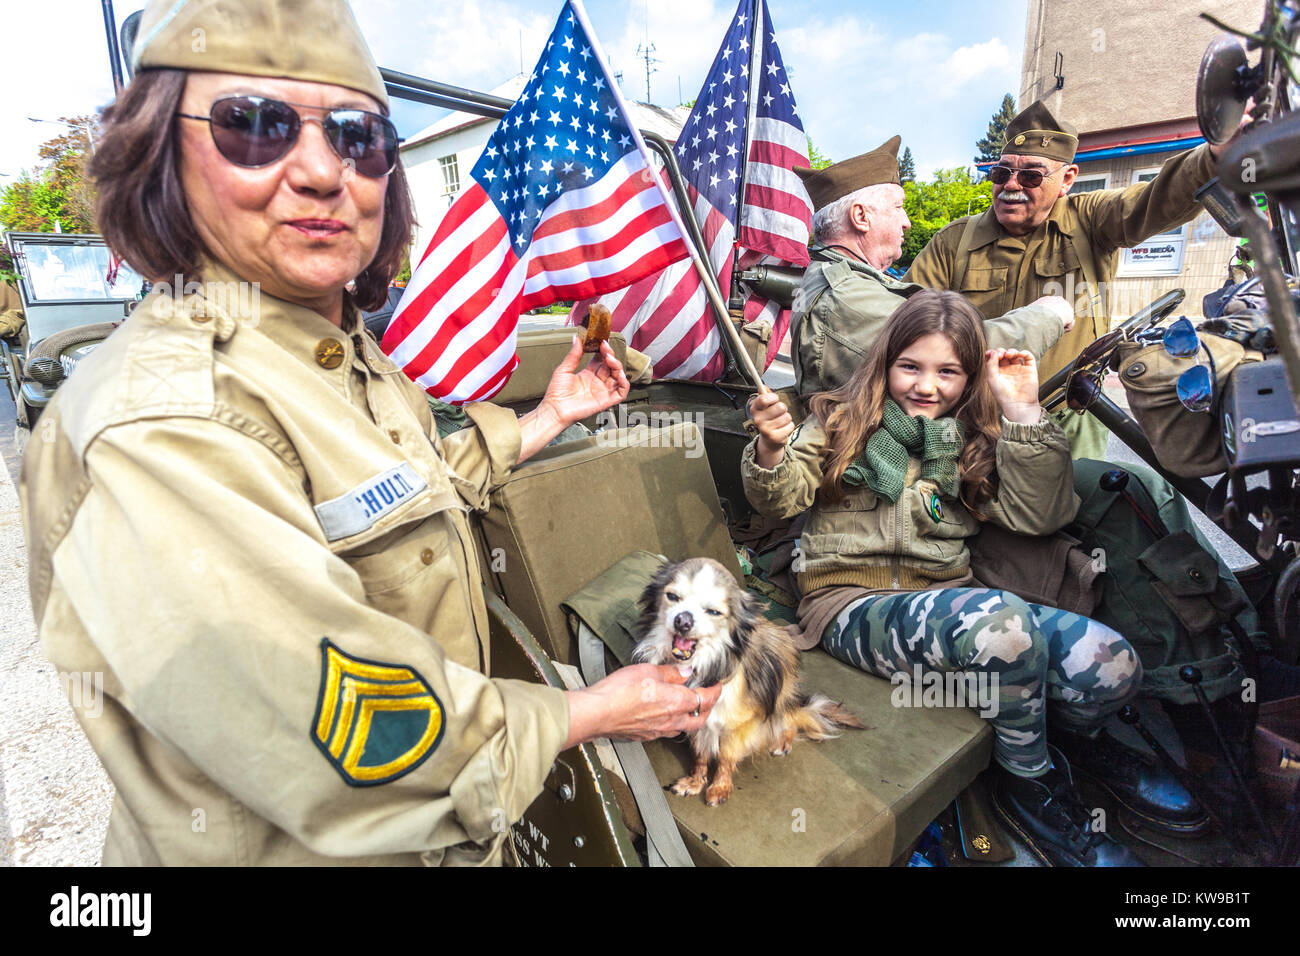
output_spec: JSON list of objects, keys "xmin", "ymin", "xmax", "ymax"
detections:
[
  {"xmin": 988, "ymin": 163, "xmax": 1067, "ymax": 188},
  {"xmin": 177, "ymin": 96, "xmax": 399, "ymax": 178}
]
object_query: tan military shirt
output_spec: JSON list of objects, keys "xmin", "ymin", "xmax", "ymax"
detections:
[
  {"xmin": 792, "ymin": 247, "xmax": 1064, "ymax": 396},
  {"xmin": 906, "ymin": 145, "xmax": 1216, "ymax": 382},
  {"xmin": 20, "ymin": 262, "xmax": 569, "ymax": 866}
]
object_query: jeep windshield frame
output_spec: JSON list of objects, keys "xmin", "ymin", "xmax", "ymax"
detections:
[{"xmin": 7, "ymin": 233, "xmax": 143, "ymax": 308}]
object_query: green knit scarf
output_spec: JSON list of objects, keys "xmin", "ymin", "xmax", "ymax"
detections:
[{"xmin": 842, "ymin": 399, "xmax": 965, "ymax": 501}]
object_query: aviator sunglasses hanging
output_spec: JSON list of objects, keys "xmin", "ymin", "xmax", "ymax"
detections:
[{"xmin": 1134, "ymin": 316, "xmax": 1218, "ymax": 413}]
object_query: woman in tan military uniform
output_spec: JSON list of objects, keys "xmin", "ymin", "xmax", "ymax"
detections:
[{"xmin": 19, "ymin": 0, "xmax": 718, "ymax": 866}]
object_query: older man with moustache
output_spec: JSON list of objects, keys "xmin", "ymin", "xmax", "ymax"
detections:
[
  {"xmin": 906, "ymin": 100, "xmax": 1229, "ymax": 458},
  {"xmin": 789, "ymin": 135, "xmax": 1072, "ymax": 399}
]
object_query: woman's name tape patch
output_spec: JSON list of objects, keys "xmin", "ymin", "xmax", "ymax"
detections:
[
  {"xmin": 312, "ymin": 639, "xmax": 444, "ymax": 786},
  {"xmin": 314, "ymin": 463, "xmax": 428, "ymax": 541}
]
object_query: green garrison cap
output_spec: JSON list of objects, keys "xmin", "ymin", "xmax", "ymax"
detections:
[
  {"xmin": 1002, "ymin": 99, "xmax": 1078, "ymax": 163},
  {"xmin": 793, "ymin": 135, "xmax": 901, "ymax": 212},
  {"xmin": 132, "ymin": 0, "xmax": 388, "ymax": 110}
]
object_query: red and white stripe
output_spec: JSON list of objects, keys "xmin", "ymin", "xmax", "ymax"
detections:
[
  {"xmin": 739, "ymin": 117, "xmax": 815, "ymax": 266},
  {"xmin": 570, "ymin": 126, "xmax": 811, "ymax": 382},
  {"xmin": 383, "ymin": 153, "xmax": 688, "ymax": 403}
]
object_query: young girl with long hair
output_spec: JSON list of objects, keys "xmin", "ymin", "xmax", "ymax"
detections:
[{"xmin": 744, "ymin": 290, "xmax": 1149, "ymax": 866}]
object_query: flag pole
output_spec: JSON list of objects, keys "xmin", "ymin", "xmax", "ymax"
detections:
[
  {"xmin": 737, "ymin": 0, "xmax": 763, "ymax": 231},
  {"xmin": 570, "ymin": 0, "xmax": 770, "ymax": 393},
  {"xmin": 730, "ymin": 0, "xmax": 764, "ymax": 321}
]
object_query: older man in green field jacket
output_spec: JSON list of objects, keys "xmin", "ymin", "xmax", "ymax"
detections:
[{"xmin": 789, "ymin": 134, "xmax": 1071, "ymax": 400}]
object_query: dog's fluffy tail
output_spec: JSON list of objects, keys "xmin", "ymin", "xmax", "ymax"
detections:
[{"xmin": 795, "ymin": 694, "xmax": 867, "ymax": 740}]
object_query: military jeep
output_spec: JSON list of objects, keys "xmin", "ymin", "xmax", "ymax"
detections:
[
  {"xmin": 1, "ymin": 232, "xmax": 145, "ymax": 428},
  {"xmin": 371, "ymin": 41, "xmax": 1300, "ymax": 865}
]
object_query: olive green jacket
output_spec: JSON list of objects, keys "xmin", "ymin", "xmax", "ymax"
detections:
[
  {"xmin": 20, "ymin": 262, "xmax": 568, "ymax": 867},
  {"xmin": 790, "ymin": 247, "xmax": 1065, "ymax": 397},
  {"xmin": 740, "ymin": 413, "xmax": 1080, "ymax": 594},
  {"xmin": 905, "ymin": 144, "xmax": 1216, "ymax": 382}
]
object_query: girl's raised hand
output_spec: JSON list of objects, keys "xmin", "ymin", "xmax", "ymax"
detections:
[
  {"xmin": 984, "ymin": 348, "xmax": 1044, "ymax": 425},
  {"xmin": 749, "ymin": 391, "xmax": 794, "ymax": 468}
]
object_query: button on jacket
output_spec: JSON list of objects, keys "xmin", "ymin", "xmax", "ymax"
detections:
[
  {"xmin": 20, "ymin": 262, "xmax": 569, "ymax": 866},
  {"xmin": 791, "ymin": 247, "xmax": 1064, "ymax": 398}
]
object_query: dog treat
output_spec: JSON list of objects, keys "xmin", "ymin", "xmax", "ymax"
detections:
[{"xmin": 582, "ymin": 304, "xmax": 612, "ymax": 353}]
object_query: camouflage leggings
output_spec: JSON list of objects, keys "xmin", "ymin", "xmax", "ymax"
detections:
[{"xmin": 821, "ymin": 588, "xmax": 1143, "ymax": 777}]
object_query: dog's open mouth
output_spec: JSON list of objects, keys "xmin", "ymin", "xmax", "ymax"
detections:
[{"xmin": 671, "ymin": 635, "xmax": 697, "ymax": 661}]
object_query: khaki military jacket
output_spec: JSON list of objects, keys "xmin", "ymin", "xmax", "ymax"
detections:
[
  {"xmin": 791, "ymin": 247, "xmax": 1064, "ymax": 397},
  {"xmin": 740, "ymin": 412, "xmax": 1079, "ymax": 594},
  {"xmin": 20, "ymin": 263, "xmax": 569, "ymax": 866},
  {"xmin": 0, "ymin": 281, "xmax": 24, "ymax": 339},
  {"xmin": 905, "ymin": 145, "xmax": 1216, "ymax": 381}
]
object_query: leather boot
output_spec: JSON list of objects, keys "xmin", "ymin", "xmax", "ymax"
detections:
[
  {"xmin": 993, "ymin": 748, "xmax": 1145, "ymax": 867},
  {"xmin": 1055, "ymin": 728, "xmax": 1209, "ymax": 837}
]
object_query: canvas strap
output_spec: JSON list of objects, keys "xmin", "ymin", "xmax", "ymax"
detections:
[{"xmin": 576, "ymin": 622, "xmax": 695, "ymax": 868}]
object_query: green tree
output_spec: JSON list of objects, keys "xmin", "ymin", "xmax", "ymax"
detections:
[
  {"xmin": 806, "ymin": 137, "xmax": 832, "ymax": 171},
  {"xmin": 0, "ymin": 116, "xmax": 98, "ymax": 234},
  {"xmin": 975, "ymin": 93, "xmax": 1017, "ymax": 164},
  {"xmin": 899, "ymin": 146, "xmax": 916, "ymax": 183},
  {"xmin": 897, "ymin": 167, "xmax": 992, "ymax": 271}
]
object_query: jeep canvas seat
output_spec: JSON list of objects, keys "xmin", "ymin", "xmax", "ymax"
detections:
[
  {"xmin": 490, "ymin": 327, "xmax": 630, "ymax": 408},
  {"xmin": 477, "ymin": 422, "xmax": 992, "ymax": 866}
]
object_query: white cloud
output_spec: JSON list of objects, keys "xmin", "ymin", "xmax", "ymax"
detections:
[
  {"xmin": 941, "ymin": 37, "xmax": 1015, "ymax": 89},
  {"xmin": 0, "ymin": 1, "xmax": 140, "ymax": 180},
  {"xmin": 775, "ymin": 13, "xmax": 1021, "ymax": 175},
  {"xmin": 0, "ymin": 1, "xmax": 1023, "ymax": 209},
  {"xmin": 357, "ymin": 0, "xmax": 554, "ymax": 92}
]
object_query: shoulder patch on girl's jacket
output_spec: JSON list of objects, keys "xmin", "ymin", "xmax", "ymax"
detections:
[{"xmin": 312, "ymin": 639, "xmax": 445, "ymax": 786}]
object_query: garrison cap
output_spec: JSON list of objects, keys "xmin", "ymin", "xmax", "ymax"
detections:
[
  {"xmin": 132, "ymin": 0, "xmax": 388, "ymax": 111},
  {"xmin": 793, "ymin": 135, "xmax": 901, "ymax": 212},
  {"xmin": 1002, "ymin": 99, "xmax": 1078, "ymax": 163}
]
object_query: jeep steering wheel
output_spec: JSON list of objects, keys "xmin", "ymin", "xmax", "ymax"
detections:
[{"xmin": 1038, "ymin": 288, "xmax": 1186, "ymax": 406}]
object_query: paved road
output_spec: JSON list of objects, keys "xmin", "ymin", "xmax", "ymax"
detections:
[{"xmin": 0, "ymin": 387, "xmax": 111, "ymax": 867}]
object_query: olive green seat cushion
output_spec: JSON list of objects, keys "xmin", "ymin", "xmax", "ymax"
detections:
[
  {"xmin": 480, "ymin": 422, "xmax": 741, "ymax": 665},
  {"xmin": 646, "ymin": 651, "xmax": 991, "ymax": 866},
  {"xmin": 480, "ymin": 429, "xmax": 992, "ymax": 865}
]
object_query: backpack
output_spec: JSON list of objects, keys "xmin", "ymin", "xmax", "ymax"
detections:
[{"xmin": 1067, "ymin": 458, "xmax": 1264, "ymax": 705}]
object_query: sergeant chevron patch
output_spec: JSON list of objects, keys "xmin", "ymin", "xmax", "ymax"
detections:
[{"xmin": 312, "ymin": 639, "xmax": 445, "ymax": 786}]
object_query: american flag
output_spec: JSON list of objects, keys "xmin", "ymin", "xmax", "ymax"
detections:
[
  {"xmin": 382, "ymin": 0, "xmax": 691, "ymax": 403},
  {"xmin": 570, "ymin": 0, "xmax": 812, "ymax": 380}
]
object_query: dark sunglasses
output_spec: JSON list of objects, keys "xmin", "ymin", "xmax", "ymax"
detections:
[
  {"xmin": 177, "ymin": 96, "xmax": 399, "ymax": 178},
  {"xmin": 988, "ymin": 163, "xmax": 1066, "ymax": 188}
]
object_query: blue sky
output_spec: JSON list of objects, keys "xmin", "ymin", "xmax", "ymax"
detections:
[{"xmin": 1, "ymin": 0, "xmax": 1027, "ymax": 185}]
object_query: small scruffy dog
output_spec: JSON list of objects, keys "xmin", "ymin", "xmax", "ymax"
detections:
[{"xmin": 632, "ymin": 557, "xmax": 865, "ymax": 806}]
